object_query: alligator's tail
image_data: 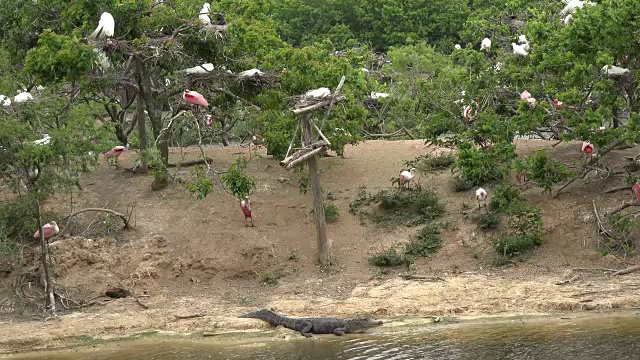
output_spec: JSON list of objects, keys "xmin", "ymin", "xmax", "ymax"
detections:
[{"xmin": 238, "ymin": 308, "xmax": 282, "ymax": 323}]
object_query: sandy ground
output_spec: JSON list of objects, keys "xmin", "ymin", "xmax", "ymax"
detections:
[{"xmin": 1, "ymin": 139, "xmax": 640, "ymax": 354}]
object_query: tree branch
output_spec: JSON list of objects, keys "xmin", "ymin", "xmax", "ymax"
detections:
[{"xmin": 59, "ymin": 208, "xmax": 133, "ymax": 229}]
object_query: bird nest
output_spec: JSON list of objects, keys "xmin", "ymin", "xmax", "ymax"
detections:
[
  {"xmin": 234, "ymin": 72, "xmax": 278, "ymax": 88},
  {"xmin": 610, "ymin": 72, "xmax": 635, "ymax": 94},
  {"xmin": 291, "ymin": 94, "xmax": 345, "ymax": 110},
  {"xmin": 186, "ymin": 71, "xmax": 237, "ymax": 87},
  {"xmin": 362, "ymin": 97, "xmax": 383, "ymax": 110}
]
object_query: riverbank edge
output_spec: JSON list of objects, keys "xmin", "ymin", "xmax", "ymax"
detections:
[{"xmin": 2, "ymin": 309, "xmax": 638, "ymax": 357}]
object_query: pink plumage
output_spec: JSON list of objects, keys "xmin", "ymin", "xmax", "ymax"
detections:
[
  {"xmin": 102, "ymin": 145, "xmax": 127, "ymax": 159},
  {"xmin": 205, "ymin": 115, "xmax": 213, "ymax": 127},
  {"xmin": 581, "ymin": 141, "xmax": 593, "ymax": 156},
  {"xmin": 520, "ymin": 90, "xmax": 531, "ymax": 100},
  {"xmin": 633, "ymin": 184, "xmax": 640, "ymax": 201},
  {"xmin": 34, "ymin": 221, "xmax": 59, "ymax": 241},
  {"xmin": 183, "ymin": 90, "xmax": 209, "ymax": 107},
  {"xmin": 240, "ymin": 196, "xmax": 255, "ymax": 227}
]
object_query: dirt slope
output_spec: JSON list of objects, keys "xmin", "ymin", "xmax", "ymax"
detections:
[{"xmin": 1, "ymin": 139, "xmax": 639, "ymax": 353}]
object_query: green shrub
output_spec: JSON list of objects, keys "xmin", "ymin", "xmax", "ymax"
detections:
[
  {"xmin": 518, "ymin": 150, "xmax": 572, "ymax": 193},
  {"xmin": 405, "ymin": 224, "xmax": 441, "ymax": 256},
  {"xmin": 493, "ymin": 202, "xmax": 543, "ymax": 259},
  {"xmin": 405, "ymin": 152, "xmax": 455, "ymax": 172},
  {"xmin": 452, "ymin": 176, "xmax": 474, "ymax": 192},
  {"xmin": 494, "ymin": 235, "xmax": 542, "ymax": 258},
  {"xmin": 368, "ymin": 249, "xmax": 411, "ymax": 267},
  {"xmin": 324, "ymin": 202, "xmax": 340, "ymax": 223},
  {"xmin": 351, "ymin": 186, "xmax": 445, "ymax": 226},
  {"xmin": 489, "ymin": 184, "xmax": 522, "ymax": 212},
  {"xmin": 475, "ymin": 212, "xmax": 500, "ymax": 229},
  {"xmin": 453, "ymin": 141, "xmax": 515, "ymax": 186}
]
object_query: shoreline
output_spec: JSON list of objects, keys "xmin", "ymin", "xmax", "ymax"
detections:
[{"xmin": 1, "ymin": 309, "xmax": 639, "ymax": 357}]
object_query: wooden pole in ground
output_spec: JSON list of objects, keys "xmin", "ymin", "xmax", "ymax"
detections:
[{"xmin": 301, "ymin": 114, "xmax": 330, "ymax": 265}]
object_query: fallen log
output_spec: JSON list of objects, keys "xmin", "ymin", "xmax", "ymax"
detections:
[{"xmin": 167, "ymin": 157, "xmax": 214, "ymax": 168}]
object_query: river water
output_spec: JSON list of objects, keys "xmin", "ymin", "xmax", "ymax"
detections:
[{"xmin": 5, "ymin": 315, "xmax": 640, "ymax": 360}]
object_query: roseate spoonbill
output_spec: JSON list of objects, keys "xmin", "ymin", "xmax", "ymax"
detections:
[
  {"xmin": 183, "ymin": 63, "xmax": 214, "ymax": 74},
  {"xmin": 14, "ymin": 91, "xmax": 33, "ymax": 103},
  {"xmin": 527, "ymin": 97, "xmax": 537, "ymax": 108},
  {"xmin": 0, "ymin": 95, "xmax": 11, "ymax": 107},
  {"xmin": 102, "ymin": 144, "xmax": 129, "ymax": 166},
  {"xmin": 240, "ymin": 196, "xmax": 254, "ymax": 227},
  {"xmin": 371, "ymin": 92, "xmax": 389, "ymax": 100},
  {"xmin": 480, "ymin": 37, "xmax": 491, "ymax": 51},
  {"xmin": 633, "ymin": 183, "xmax": 640, "ymax": 201},
  {"xmin": 553, "ymin": 99, "xmax": 565, "ymax": 110},
  {"xmin": 205, "ymin": 114, "xmax": 213, "ymax": 127},
  {"xmin": 476, "ymin": 188, "xmax": 488, "ymax": 209},
  {"xmin": 581, "ymin": 141, "xmax": 594, "ymax": 158},
  {"xmin": 183, "ymin": 89, "xmax": 209, "ymax": 107},
  {"xmin": 512, "ymin": 43, "xmax": 529, "ymax": 56},
  {"xmin": 238, "ymin": 69, "xmax": 264, "ymax": 79},
  {"xmin": 598, "ymin": 126, "xmax": 605, "ymax": 133},
  {"xmin": 399, "ymin": 168, "xmax": 416, "ymax": 189},
  {"xmin": 520, "ymin": 90, "xmax": 531, "ymax": 100},
  {"xmin": 34, "ymin": 221, "xmax": 59, "ymax": 241},
  {"xmin": 252, "ymin": 135, "xmax": 263, "ymax": 145},
  {"xmin": 463, "ymin": 100, "xmax": 478, "ymax": 120},
  {"xmin": 89, "ymin": 12, "xmax": 115, "ymax": 39},
  {"xmin": 305, "ymin": 87, "xmax": 331, "ymax": 98},
  {"xmin": 199, "ymin": 3, "xmax": 211, "ymax": 25}
]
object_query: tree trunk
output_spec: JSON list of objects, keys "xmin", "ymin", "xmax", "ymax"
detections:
[
  {"xmin": 301, "ymin": 115, "xmax": 330, "ymax": 265},
  {"xmin": 136, "ymin": 93, "xmax": 148, "ymax": 173},
  {"xmin": 219, "ymin": 119, "xmax": 229, "ymax": 146},
  {"xmin": 135, "ymin": 57, "xmax": 168, "ymax": 189},
  {"xmin": 35, "ymin": 198, "xmax": 55, "ymax": 313}
]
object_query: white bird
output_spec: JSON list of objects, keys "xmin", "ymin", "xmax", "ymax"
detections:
[
  {"xmin": 521, "ymin": 42, "xmax": 531, "ymax": 52},
  {"xmin": 454, "ymin": 44, "xmax": 461, "ymax": 50},
  {"xmin": 399, "ymin": 168, "xmax": 416, "ymax": 189},
  {"xmin": 183, "ymin": 63, "xmax": 214, "ymax": 74},
  {"xmin": 362, "ymin": 68, "xmax": 370, "ymax": 73},
  {"xmin": 371, "ymin": 92, "xmax": 390, "ymax": 99},
  {"xmin": 14, "ymin": 91, "xmax": 34, "ymax": 103},
  {"xmin": 238, "ymin": 68, "xmax": 264, "ymax": 79},
  {"xmin": 165, "ymin": 78, "xmax": 171, "ymax": 87},
  {"xmin": 305, "ymin": 87, "xmax": 331, "ymax": 98},
  {"xmin": 33, "ymin": 134, "xmax": 51, "ymax": 146},
  {"xmin": 89, "ymin": 12, "xmax": 115, "ymax": 39},
  {"xmin": 475, "ymin": 188, "xmax": 488, "ymax": 209},
  {"xmin": 602, "ymin": 65, "xmax": 629, "ymax": 76},
  {"xmin": 199, "ymin": 3, "xmax": 211, "ymax": 25},
  {"xmin": 0, "ymin": 95, "xmax": 11, "ymax": 107},
  {"xmin": 480, "ymin": 38, "xmax": 491, "ymax": 51},
  {"xmin": 93, "ymin": 48, "xmax": 111, "ymax": 71},
  {"xmin": 517, "ymin": 35, "xmax": 528, "ymax": 44},
  {"xmin": 560, "ymin": 0, "xmax": 592, "ymax": 15},
  {"xmin": 563, "ymin": 14, "xmax": 573, "ymax": 25},
  {"xmin": 511, "ymin": 42, "xmax": 529, "ymax": 56}
]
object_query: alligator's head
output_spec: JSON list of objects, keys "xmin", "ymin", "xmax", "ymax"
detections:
[{"xmin": 346, "ymin": 318, "xmax": 384, "ymax": 332}]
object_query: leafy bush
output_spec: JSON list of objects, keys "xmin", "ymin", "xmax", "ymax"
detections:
[
  {"xmin": 516, "ymin": 150, "xmax": 572, "ymax": 194},
  {"xmin": 185, "ymin": 166, "xmax": 214, "ymax": 200},
  {"xmin": 375, "ymin": 187, "xmax": 445, "ymax": 226},
  {"xmin": 368, "ymin": 249, "xmax": 411, "ymax": 267},
  {"xmin": 324, "ymin": 202, "xmax": 340, "ymax": 223},
  {"xmin": 453, "ymin": 141, "xmax": 515, "ymax": 186},
  {"xmin": 475, "ymin": 212, "xmax": 500, "ymax": 229},
  {"xmin": 452, "ymin": 176, "xmax": 474, "ymax": 192},
  {"xmin": 489, "ymin": 184, "xmax": 522, "ymax": 212},
  {"xmin": 405, "ymin": 152, "xmax": 455, "ymax": 172},
  {"xmin": 405, "ymin": 224, "xmax": 441, "ymax": 256},
  {"xmin": 494, "ymin": 203, "xmax": 544, "ymax": 259},
  {"xmin": 221, "ymin": 156, "xmax": 256, "ymax": 199}
]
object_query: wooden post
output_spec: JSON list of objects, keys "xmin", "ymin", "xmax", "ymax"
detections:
[{"xmin": 301, "ymin": 114, "xmax": 330, "ymax": 265}]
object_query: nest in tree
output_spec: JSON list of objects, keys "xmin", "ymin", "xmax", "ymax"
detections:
[
  {"xmin": 292, "ymin": 93, "xmax": 345, "ymax": 110},
  {"xmin": 186, "ymin": 71, "xmax": 237, "ymax": 88},
  {"xmin": 363, "ymin": 97, "xmax": 382, "ymax": 110},
  {"xmin": 501, "ymin": 15, "xmax": 525, "ymax": 29},
  {"xmin": 610, "ymin": 72, "xmax": 635, "ymax": 94},
  {"xmin": 234, "ymin": 71, "xmax": 278, "ymax": 88}
]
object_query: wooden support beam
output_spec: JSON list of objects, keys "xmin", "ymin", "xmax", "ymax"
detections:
[
  {"xmin": 293, "ymin": 96, "xmax": 345, "ymax": 115},
  {"xmin": 302, "ymin": 114, "xmax": 330, "ymax": 265},
  {"xmin": 284, "ymin": 146, "xmax": 326, "ymax": 169}
]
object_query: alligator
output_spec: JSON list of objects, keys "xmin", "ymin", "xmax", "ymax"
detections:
[{"xmin": 238, "ymin": 308, "xmax": 383, "ymax": 338}]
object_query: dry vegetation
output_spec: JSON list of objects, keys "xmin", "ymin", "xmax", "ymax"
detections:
[{"xmin": 1, "ymin": 139, "xmax": 640, "ymax": 353}]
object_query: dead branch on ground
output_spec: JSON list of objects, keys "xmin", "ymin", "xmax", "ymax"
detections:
[
  {"xmin": 167, "ymin": 157, "xmax": 214, "ymax": 167},
  {"xmin": 555, "ymin": 274, "xmax": 580, "ymax": 285},
  {"xmin": 611, "ymin": 265, "xmax": 640, "ymax": 276},
  {"xmin": 604, "ymin": 199, "xmax": 640, "ymax": 217},
  {"xmin": 59, "ymin": 207, "xmax": 133, "ymax": 229},
  {"xmin": 362, "ymin": 127, "xmax": 416, "ymax": 140},
  {"xmin": 400, "ymin": 274, "xmax": 446, "ymax": 282},
  {"xmin": 174, "ymin": 313, "xmax": 206, "ymax": 320}
]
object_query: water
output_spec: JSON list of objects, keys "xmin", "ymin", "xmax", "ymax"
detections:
[{"xmin": 6, "ymin": 315, "xmax": 640, "ymax": 360}]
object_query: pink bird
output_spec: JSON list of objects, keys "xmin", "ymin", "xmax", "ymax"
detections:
[
  {"xmin": 205, "ymin": 114, "xmax": 213, "ymax": 127},
  {"xmin": 520, "ymin": 90, "xmax": 531, "ymax": 100},
  {"xmin": 33, "ymin": 221, "xmax": 59, "ymax": 241},
  {"xmin": 101, "ymin": 144, "xmax": 129, "ymax": 165},
  {"xmin": 553, "ymin": 99, "xmax": 565, "ymax": 110},
  {"xmin": 240, "ymin": 196, "xmax": 255, "ymax": 227},
  {"xmin": 183, "ymin": 90, "xmax": 209, "ymax": 107},
  {"xmin": 633, "ymin": 183, "xmax": 640, "ymax": 201},
  {"xmin": 252, "ymin": 135, "xmax": 263, "ymax": 146},
  {"xmin": 527, "ymin": 97, "xmax": 537, "ymax": 108},
  {"xmin": 581, "ymin": 141, "xmax": 594, "ymax": 157}
]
